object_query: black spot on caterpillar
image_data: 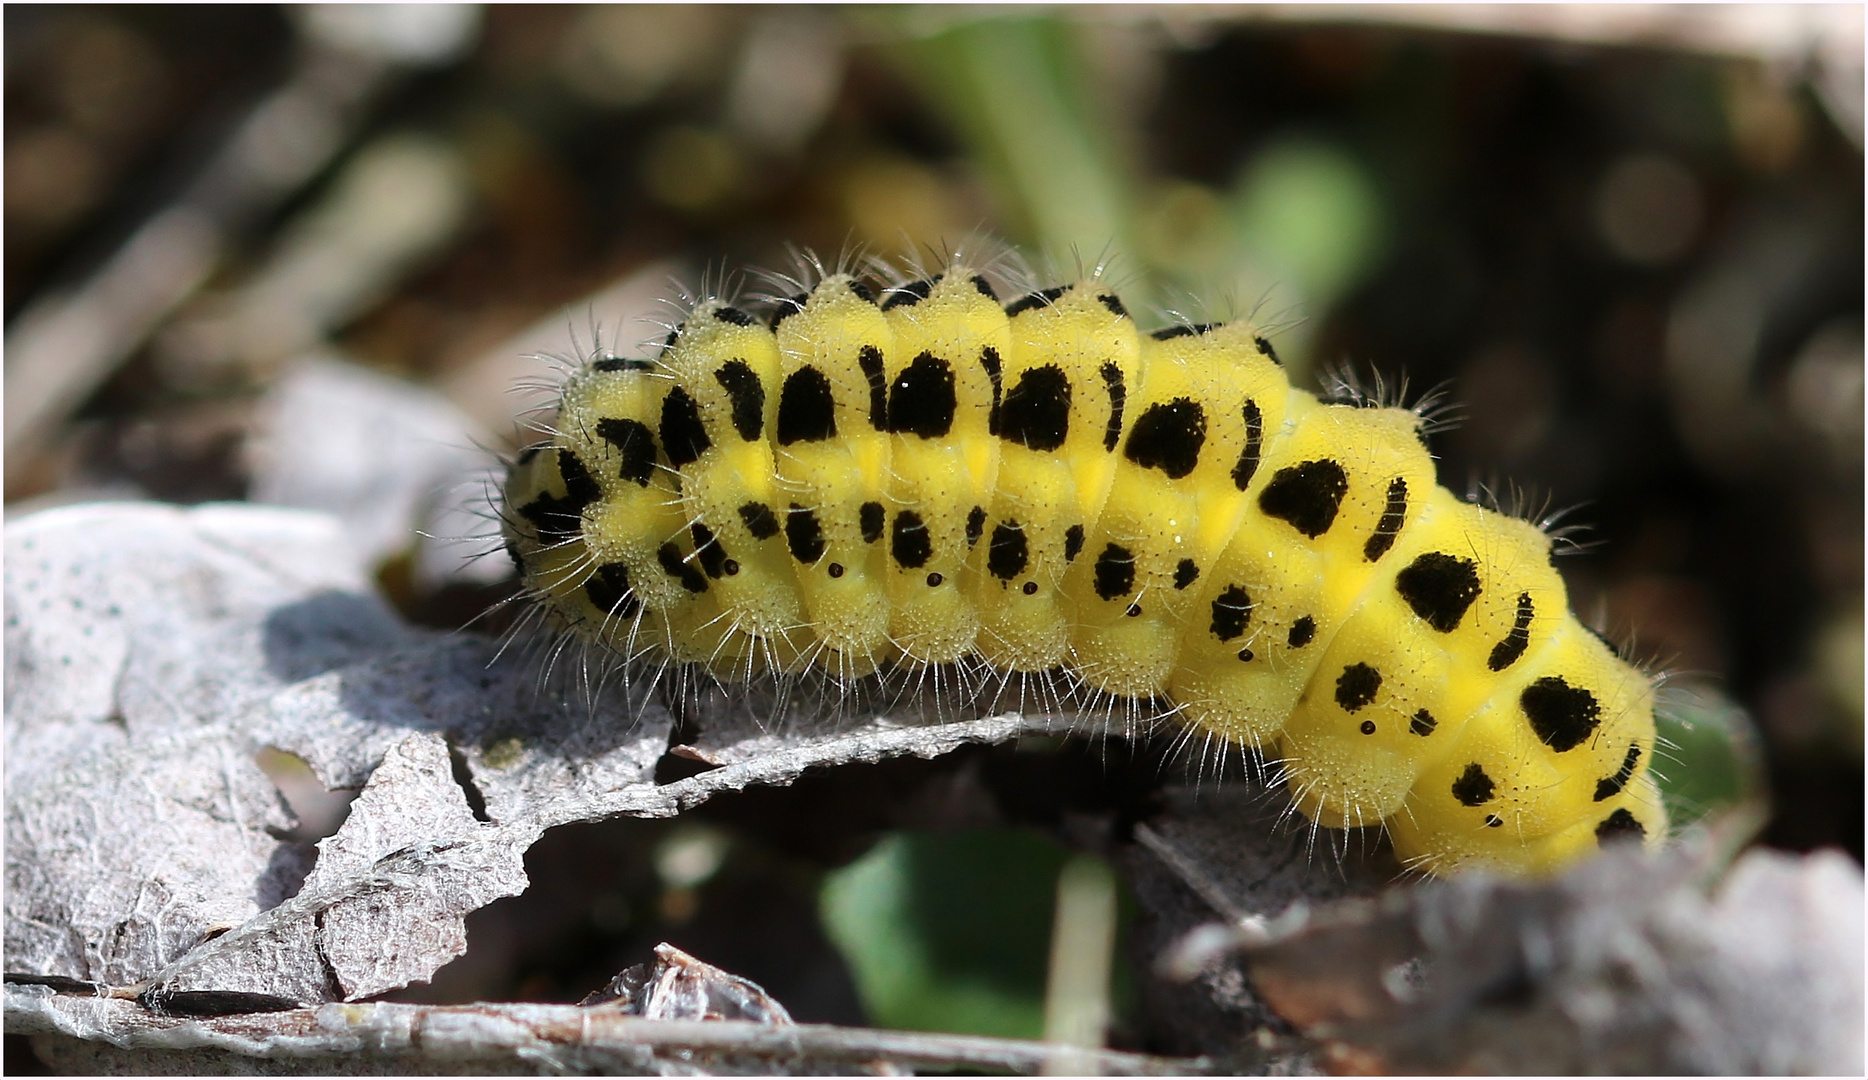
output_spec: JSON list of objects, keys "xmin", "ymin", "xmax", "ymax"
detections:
[
  {"xmin": 1004, "ymin": 285, "xmax": 1067, "ymax": 318},
  {"xmin": 1258, "ymin": 459, "xmax": 1349, "ymax": 538},
  {"xmin": 1396, "ymin": 552, "xmax": 1482, "ymax": 633},
  {"xmin": 596, "ymin": 418, "xmax": 656, "ymax": 487},
  {"xmin": 888, "ymin": 353, "xmax": 957, "ymax": 439},
  {"xmin": 859, "ymin": 501, "xmax": 885, "ymax": 544},
  {"xmin": 1489, "ymin": 593, "xmax": 1536, "ymax": 671},
  {"xmin": 1364, "ymin": 478, "xmax": 1408, "ymax": 561},
  {"xmin": 1335, "ymin": 662, "xmax": 1383, "ymax": 712},
  {"xmin": 691, "ymin": 523, "xmax": 729, "ymax": 579},
  {"xmin": 516, "ymin": 449, "xmax": 597, "ymax": 545},
  {"xmin": 499, "ymin": 256, "xmax": 1665, "ymax": 878},
  {"xmin": 1123, "ymin": 398, "xmax": 1207, "ymax": 480},
  {"xmin": 777, "ymin": 367, "xmax": 837, "ymax": 445},
  {"xmin": 1092, "ymin": 543, "xmax": 1136, "ymax": 602},
  {"xmin": 660, "ymin": 387, "xmax": 711, "ymax": 468},
  {"xmin": 1173, "ymin": 558, "xmax": 1199, "ymax": 591},
  {"xmin": 1595, "ymin": 807, "xmax": 1645, "ymax": 845},
  {"xmin": 583, "ymin": 562, "xmax": 638, "ymax": 619},
  {"xmin": 892, "ymin": 510, "xmax": 932, "ymax": 570},
  {"xmin": 1209, "ymin": 586, "xmax": 1251, "ymax": 642},
  {"xmin": 657, "ymin": 541, "xmax": 707, "ymax": 595},
  {"xmin": 1151, "ymin": 322, "xmax": 1217, "ymax": 341},
  {"xmin": 1100, "ymin": 361, "xmax": 1127, "ymax": 452},
  {"xmin": 739, "ymin": 501, "xmax": 780, "ymax": 540},
  {"xmin": 997, "ymin": 366, "xmax": 1072, "ymax": 451},
  {"xmin": 1452, "ymin": 762, "xmax": 1497, "ymax": 807},
  {"xmin": 1231, "ymin": 400, "xmax": 1263, "ymax": 491},
  {"xmin": 987, "ymin": 521, "xmax": 1030, "ymax": 582},
  {"xmin": 714, "ymin": 360, "xmax": 765, "ymax": 441},
  {"xmin": 785, "ymin": 504, "xmax": 826, "ymax": 565},
  {"xmin": 859, "ymin": 345, "xmax": 887, "ymax": 429},
  {"xmin": 1520, "ymin": 675, "xmax": 1602, "ymax": 753},
  {"xmin": 1594, "ymin": 744, "xmax": 1642, "ymax": 802},
  {"xmin": 883, "ymin": 277, "xmax": 934, "ymax": 310}
]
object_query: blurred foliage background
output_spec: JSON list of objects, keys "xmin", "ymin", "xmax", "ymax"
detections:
[{"xmin": 5, "ymin": 3, "xmax": 1860, "ymax": 1048}]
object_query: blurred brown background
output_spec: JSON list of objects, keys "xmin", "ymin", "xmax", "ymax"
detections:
[{"xmin": 5, "ymin": 1, "xmax": 1861, "ymax": 1028}]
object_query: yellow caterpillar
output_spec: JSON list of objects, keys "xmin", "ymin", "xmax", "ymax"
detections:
[{"xmin": 500, "ymin": 258, "xmax": 1666, "ymax": 877}]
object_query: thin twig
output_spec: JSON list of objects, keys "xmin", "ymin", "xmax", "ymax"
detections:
[{"xmin": 7, "ymin": 987, "xmax": 1218, "ymax": 1075}]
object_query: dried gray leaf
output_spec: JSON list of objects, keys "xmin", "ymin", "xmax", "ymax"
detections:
[
  {"xmin": 307, "ymin": 732, "xmax": 527, "ymax": 1002},
  {"xmin": 4, "ymin": 501, "xmax": 1065, "ymax": 1018},
  {"xmin": 4, "ymin": 503, "xmax": 409, "ymax": 754},
  {"xmin": 5, "ymin": 503, "xmax": 408, "ymax": 987},
  {"xmin": 1220, "ymin": 839, "xmax": 1865, "ymax": 1074},
  {"xmin": 5, "ymin": 726, "xmax": 302, "ymax": 989},
  {"xmin": 145, "ymin": 731, "xmax": 532, "ymax": 1006}
]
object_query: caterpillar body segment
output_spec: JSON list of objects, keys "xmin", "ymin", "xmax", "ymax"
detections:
[
  {"xmin": 968, "ymin": 284, "xmax": 1141, "ymax": 674},
  {"xmin": 658, "ymin": 305, "xmax": 803, "ymax": 674},
  {"xmin": 878, "ymin": 272, "xmax": 1008, "ymax": 666},
  {"xmin": 500, "ymin": 260, "xmax": 1666, "ymax": 877},
  {"xmin": 764, "ymin": 280, "xmax": 895, "ymax": 680},
  {"xmin": 1065, "ymin": 321, "xmax": 1284, "ymax": 702}
]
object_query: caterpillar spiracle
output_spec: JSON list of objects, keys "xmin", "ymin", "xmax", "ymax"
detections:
[{"xmin": 497, "ymin": 253, "xmax": 1667, "ymax": 878}]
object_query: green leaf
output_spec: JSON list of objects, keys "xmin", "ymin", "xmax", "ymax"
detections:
[
  {"xmin": 821, "ymin": 829, "xmax": 1077, "ymax": 1038},
  {"xmin": 1653, "ymin": 680, "xmax": 1770, "ymax": 828}
]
